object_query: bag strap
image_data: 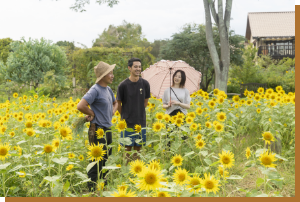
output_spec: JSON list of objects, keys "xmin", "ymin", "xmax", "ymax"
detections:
[{"xmin": 170, "ymin": 87, "xmax": 182, "ymax": 103}]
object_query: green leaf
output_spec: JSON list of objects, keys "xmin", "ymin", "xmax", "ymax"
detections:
[
  {"xmin": 125, "ymin": 128, "xmax": 134, "ymax": 132},
  {"xmin": 52, "ymin": 182, "xmax": 63, "ymax": 197},
  {"xmin": 227, "ymin": 175, "xmax": 243, "ymax": 180},
  {"xmin": 0, "ymin": 163, "xmax": 11, "ymax": 170},
  {"xmin": 63, "ymin": 181, "xmax": 70, "ymax": 192},
  {"xmin": 204, "ymin": 158, "xmax": 212, "ymax": 166},
  {"xmin": 215, "ymin": 137, "xmax": 222, "ymax": 143},
  {"xmin": 17, "ymin": 140, "xmax": 26, "ymax": 145},
  {"xmin": 184, "ymin": 151, "xmax": 195, "ymax": 157},
  {"xmin": 209, "ymin": 161, "xmax": 220, "ymax": 167},
  {"xmin": 86, "ymin": 161, "xmax": 97, "ymax": 173},
  {"xmin": 255, "ymin": 193, "xmax": 268, "ymax": 197},
  {"xmin": 44, "ymin": 175, "xmax": 60, "ymax": 182},
  {"xmin": 199, "ymin": 150, "xmax": 208, "ymax": 157},
  {"xmin": 75, "ymin": 171, "xmax": 88, "ymax": 180},
  {"xmin": 52, "ymin": 157, "xmax": 68, "ymax": 165},
  {"xmin": 256, "ymin": 178, "xmax": 264, "ymax": 187},
  {"xmin": 8, "ymin": 165, "xmax": 23, "ymax": 173},
  {"xmin": 118, "ymin": 137, "xmax": 132, "ymax": 145}
]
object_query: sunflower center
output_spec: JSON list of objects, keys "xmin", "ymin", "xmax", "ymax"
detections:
[
  {"xmin": 217, "ymin": 125, "xmax": 222, "ymax": 130},
  {"xmin": 144, "ymin": 173, "xmax": 157, "ymax": 185},
  {"xmin": 91, "ymin": 147, "xmax": 102, "ymax": 157},
  {"xmin": 44, "ymin": 146, "xmax": 52, "ymax": 153},
  {"xmin": 174, "ymin": 158, "xmax": 181, "ymax": 164},
  {"xmin": 222, "ymin": 156, "xmax": 230, "ymax": 164},
  {"xmin": 134, "ymin": 165, "xmax": 142, "ymax": 173},
  {"xmin": 158, "ymin": 192, "xmax": 166, "ymax": 197},
  {"xmin": 60, "ymin": 129, "xmax": 67, "ymax": 137},
  {"xmin": 261, "ymin": 156, "xmax": 272, "ymax": 165},
  {"xmin": 264, "ymin": 134, "xmax": 272, "ymax": 140},
  {"xmin": 118, "ymin": 123, "xmax": 125, "ymax": 130},
  {"xmin": 190, "ymin": 179, "xmax": 200, "ymax": 186},
  {"xmin": 205, "ymin": 180, "xmax": 214, "ymax": 189},
  {"xmin": 0, "ymin": 148, "xmax": 8, "ymax": 156},
  {"xmin": 178, "ymin": 173, "xmax": 186, "ymax": 181}
]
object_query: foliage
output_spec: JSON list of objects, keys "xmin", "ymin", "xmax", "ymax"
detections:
[
  {"xmin": 69, "ymin": 0, "xmax": 119, "ymax": 12},
  {"xmin": 56, "ymin": 41, "xmax": 76, "ymax": 51},
  {"xmin": 159, "ymin": 23, "xmax": 244, "ymax": 91},
  {"xmin": 0, "ymin": 38, "xmax": 13, "ymax": 64},
  {"xmin": 228, "ymin": 44, "xmax": 295, "ymax": 93},
  {"xmin": 0, "ymin": 38, "xmax": 68, "ymax": 89},
  {"xmin": 229, "ymin": 43, "xmax": 264, "ymax": 85},
  {"xmin": 149, "ymin": 40, "xmax": 168, "ymax": 58},
  {"xmin": 93, "ymin": 20, "xmax": 151, "ymax": 49},
  {"xmin": 70, "ymin": 46, "xmax": 155, "ymax": 91},
  {"xmin": 39, "ymin": 70, "xmax": 69, "ymax": 97},
  {"xmin": 0, "ymin": 87, "xmax": 294, "ymax": 197}
]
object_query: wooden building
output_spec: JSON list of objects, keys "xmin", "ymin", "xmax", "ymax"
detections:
[{"xmin": 245, "ymin": 11, "xmax": 295, "ymax": 60}]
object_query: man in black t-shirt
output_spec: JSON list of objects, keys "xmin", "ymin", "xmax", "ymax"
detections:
[{"xmin": 116, "ymin": 57, "xmax": 150, "ymax": 163}]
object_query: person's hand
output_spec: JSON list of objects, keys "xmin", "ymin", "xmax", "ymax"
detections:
[
  {"xmin": 86, "ymin": 115, "xmax": 94, "ymax": 122},
  {"xmin": 168, "ymin": 101, "xmax": 172, "ymax": 107},
  {"xmin": 171, "ymin": 100, "xmax": 180, "ymax": 105}
]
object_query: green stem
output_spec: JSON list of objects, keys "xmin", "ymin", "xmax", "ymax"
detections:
[
  {"xmin": 47, "ymin": 153, "xmax": 53, "ymax": 197},
  {"xmin": 264, "ymin": 173, "xmax": 267, "ymax": 194},
  {"xmin": 2, "ymin": 173, "xmax": 6, "ymax": 197}
]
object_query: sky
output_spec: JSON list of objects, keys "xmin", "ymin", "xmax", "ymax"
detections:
[{"xmin": 0, "ymin": 0, "xmax": 296, "ymax": 48}]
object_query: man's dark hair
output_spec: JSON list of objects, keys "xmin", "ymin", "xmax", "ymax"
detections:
[
  {"xmin": 172, "ymin": 70, "xmax": 186, "ymax": 88},
  {"xmin": 128, "ymin": 57, "xmax": 141, "ymax": 67}
]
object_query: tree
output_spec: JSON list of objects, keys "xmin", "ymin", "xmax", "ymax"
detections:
[
  {"xmin": 92, "ymin": 20, "xmax": 151, "ymax": 49},
  {"xmin": 159, "ymin": 23, "xmax": 244, "ymax": 91},
  {"xmin": 68, "ymin": 0, "xmax": 119, "ymax": 12},
  {"xmin": 149, "ymin": 39, "xmax": 168, "ymax": 58},
  {"xmin": 0, "ymin": 38, "xmax": 13, "ymax": 64},
  {"xmin": 203, "ymin": 0, "xmax": 232, "ymax": 92},
  {"xmin": 0, "ymin": 38, "xmax": 68, "ymax": 89}
]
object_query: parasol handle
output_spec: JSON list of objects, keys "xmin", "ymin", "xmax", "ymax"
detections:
[{"xmin": 169, "ymin": 67, "xmax": 172, "ymax": 106}]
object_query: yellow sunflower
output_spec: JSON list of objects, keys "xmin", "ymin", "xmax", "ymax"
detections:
[
  {"xmin": 155, "ymin": 191, "xmax": 171, "ymax": 197},
  {"xmin": 96, "ymin": 128, "xmax": 105, "ymax": 139},
  {"xmin": 163, "ymin": 114, "xmax": 171, "ymax": 122},
  {"xmin": 68, "ymin": 153, "xmax": 75, "ymax": 159},
  {"xmin": 205, "ymin": 121, "xmax": 212, "ymax": 128},
  {"xmin": 171, "ymin": 154, "xmax": 183, "ymax": 167},
  {"xmin": 112, "ymin": 117, "xmax": 117, "ymax": 124},
  {"xmin": 186, "ymin": 174, "xmax": 202, "ymax": 193},
  {"xmin": 195, "ymin": 139, "xmax": 206, "ymax": 149},
  {"xmin": 155, "ymin": 112, "xmax": 164, "ymax": 120},
  {"xmin": 262, "ymin": 131, "xmax": 275, "ymax": 145},
  {"xmin": 201, "ymin": 173, "xmax": 220, "ymax": 194},
  {"xmin": 78, "ymin": 155, "xmax": 84, "ymax": 161},
  {"xmin": 0, "ymin": 142, "xmax": 11, "ymax": 160},
  {"xmin": 190, "ymin": 123, "xmax": 197, "ymax": 131},
  {"xmin": 196, "ymin": 107, "xmax": 203, "ymax": 115},
  {"xmin": 59, "ymin": 126, "xmax": 72, "ymax": 139},
  {"xmin": 214, "ymin": 123, "xmax": 224, "ymax": 132},
  {"xmin": 245, "ymin": 147, "xmax": 251, "ymax": 159},
  {"xmin": 134, "ymin": 124, "xmax": 142, "ymax": 133},
  {"xmin": 13, "ymin": 93, "xmax": 18, "ymax": 98},
  {"xmin": 256, "ymin": 108, "xmax": 261, "ymax": 113},
  {"xmin": 87, "ymin": 142, "xmax": 106, "ymax": 161},
  {"xmin": 208, "ymin": 100, "xmax": 216, "ymax": 108},
  {"xmin": 116, "ymin": 119, "xmax": 127, "ymax": 132},
  {"xmin": 152, "ymin": 122, "xmax": 163, "ymax": 132},
  {"xmin": 42, "ymin": 144, "xmax": 53, "ymax": 154},
  {"xmin": 137, "ymin": 167, "xmax": 162, "ymax": 191},
  {"xmin": 216, "ymin": 112, "xmax": 226, "ymax": 122},
  {"xmin": 173, "ymin": 167, "xmax": 189, "ymax": 185},
  {"xmin": 218, "ymin": 165, "xmax": 229, "ymax": 179},
  {"xmin": 257, "ymin": 87, "xmax": 264, "ymax": 94},
  {"xmin": 232, "ymin": 95, "xmax": 240, "ymax": 103},
  {"xmin": 185, "ymin": 117, "xmax": 194, "ymax": 124},
  {"xmin": 259, "ymin": 150, "xmax": 277, "ymax": 168},
  {"xmin": 26, "ymin": 128, "xmax": 35, "ymax": 137},
  {"xmin": 175, "ymin": 118, "xmax": 184, "ymax": 127},
  {"xmin": 18, "ymin": 171, "xmax": 26, "ymax": 178},
  {"xmin": 66, "ymin": 164, "xmax": 74, "ymax": 171},
  {"xmin": 130, "ymin": 159, "xmax": 145, "ymax": 176},
  {"xmin": 219, "ymin": 150, "xmax": 235, "ymax": 169},
  {"xmin": 148, "ymin": 159, "xmax": 161, "ymax": 170},
  {"xmin": 111, "ymin": 188, "xmax": 137, "ymax": 197}
]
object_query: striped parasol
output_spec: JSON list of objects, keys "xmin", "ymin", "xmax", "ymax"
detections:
[{"xmin": 141, "ymin": 60, "xmax": 202, "ymax": 99}]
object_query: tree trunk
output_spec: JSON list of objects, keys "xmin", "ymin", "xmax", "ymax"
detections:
[{"xmin": 203, "ymin": 0, "xmax": 232, "ymax": 93}]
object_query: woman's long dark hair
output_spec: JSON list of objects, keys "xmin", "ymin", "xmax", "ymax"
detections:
[{"xmin": 172, "ymin": 70, "xmax": 186, "ymax": 88}]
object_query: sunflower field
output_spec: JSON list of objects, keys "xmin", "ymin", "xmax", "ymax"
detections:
[{"xmin": 0, "ymin": 86, "xmax": 295, "ymax": 197}]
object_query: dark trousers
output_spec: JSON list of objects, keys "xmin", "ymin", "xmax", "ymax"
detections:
[
  {"xmin": 87, "ymin": 126, "xmax": 112, "ymax": 190},
  {"xmin": 167, "ymin": 109, "xmax": 187, "ymax": 148}
]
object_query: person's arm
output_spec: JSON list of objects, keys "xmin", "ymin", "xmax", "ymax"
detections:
[
  {"xmin": 144, "ymin": 98, "xmax": 149, "ymax": 108},
  {"xmin": 117, "ymin": 100, "xmax": 122, "ymax": 114},
  {"xmin": 170, "ymin": 100, "xmax": 190, "ymax": 109},
  {"xmin": 112, "ymin": 100, "xmax": 118, "ymax": 116},
  {"xmin": 77, "ymin": 98, "xmax": 95, "ymax": 121}
]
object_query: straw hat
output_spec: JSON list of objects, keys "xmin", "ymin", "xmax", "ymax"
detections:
[{"xmin": 94, "ymin": 61, "xmax": 116, "ymax": 83}]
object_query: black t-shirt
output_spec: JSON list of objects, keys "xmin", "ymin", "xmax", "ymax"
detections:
[{"xmin": 116, "ymin": 77, "xmax": 150, "ymax": 128}]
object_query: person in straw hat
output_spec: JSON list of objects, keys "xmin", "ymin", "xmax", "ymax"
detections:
[{"xmin": 77, "ymin": 61, "xmax": 118, "ymax": 191}]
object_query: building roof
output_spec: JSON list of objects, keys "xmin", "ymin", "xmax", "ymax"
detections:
[{"xmin": 245, "ymin": 11, "xmax": 295, "ymax": 41}]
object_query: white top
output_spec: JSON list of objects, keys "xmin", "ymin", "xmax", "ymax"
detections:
[{"xmin": 162, "ymin": 87, "xmax": 191, "ymax": 115}]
